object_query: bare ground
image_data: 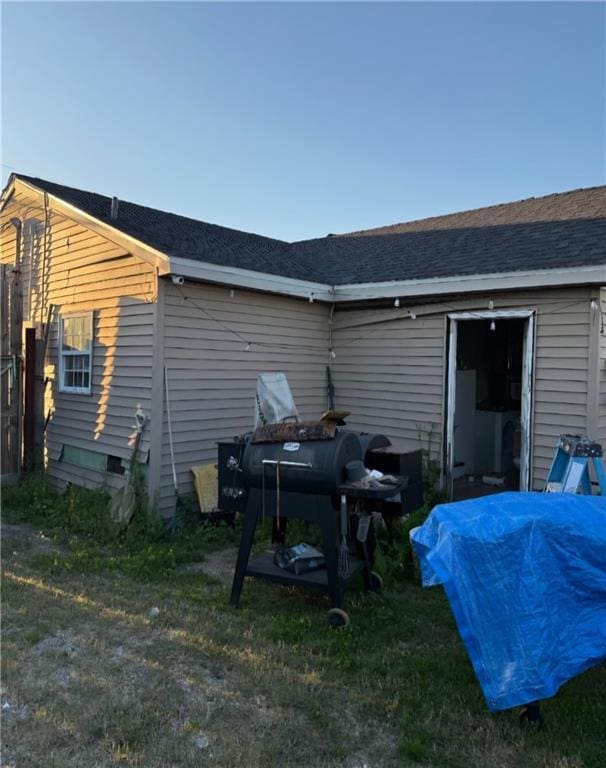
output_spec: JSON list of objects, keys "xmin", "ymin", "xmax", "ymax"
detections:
[
  {"xmin": 1, "ymin": 521, "xmax": 602, "ymax": 768},
  {"xmin": 1, "ymin": 524, "xmax": 397, "ymax": 768}
]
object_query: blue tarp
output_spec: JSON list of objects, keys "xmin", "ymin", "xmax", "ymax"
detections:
[{"xmin": 410, "ymin": 492, "xmax": 606, "ymax": 711}]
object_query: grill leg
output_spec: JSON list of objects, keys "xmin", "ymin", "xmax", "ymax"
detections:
[
  {"xmin": 230, "ymin": 501, "xmax": 259, "ymax": 606},
  {"xmin": 519, "ymin": 701, "xmax": 543, "ymax": 727},
  {"xmin": 356, "ymin": 514, "xmax": 376, "ymax": 590},
  {"xmin": 320, "ymin": 505, "xmax": 342, "ymax": 610},
  {"xmin": 271, "ymin": 516, "xmax": 287, "ymax": 545},
  {"xmin": 361, "ymin": 539, "xmax": 374, "ymax": 590}
]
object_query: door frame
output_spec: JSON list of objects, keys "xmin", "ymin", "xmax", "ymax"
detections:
[{"xmin": 445, "ymin": 309, "xmax": 536, "ymax": 497}]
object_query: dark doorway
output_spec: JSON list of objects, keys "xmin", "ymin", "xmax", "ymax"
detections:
[{"xmin": 452, "ymin": 318, "xmax": 525, "ymax": 500}]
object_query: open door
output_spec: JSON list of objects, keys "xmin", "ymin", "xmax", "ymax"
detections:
[
  {"xmin": 445, "ymin": 310, "xmax": 535, "ymax": 499},
  {"xmin": 519, "ymin": 312, "xmax": 535, "ymax": 492}
]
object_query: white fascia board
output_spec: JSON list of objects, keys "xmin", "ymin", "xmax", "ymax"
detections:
[
  {"xmin": 166, "ymin": 256, "xmax": 335, "ymax": 302},
  {"xmin": 0, "ymin": 179, "xmax": 16, "ymax": 213},
  {"xmin": 14, "ymin": 178, "xmax": 170, "ymax": 271},
  {"xmin": 333, "ymin": 264, "xmax": 606, "ymax": 301}
]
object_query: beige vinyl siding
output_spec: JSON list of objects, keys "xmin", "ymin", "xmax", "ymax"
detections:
[
  {"xmin": 331, "ymin": 287, "xmax": 593, "ymax": 490},
  {"xmin": 158, "ymin": 280, "xmax": 330, "ymax": 514},
  {"xmin": 329, "ymin": 309, "xmax": 445, "ymax": 459},
  {"xmin": 0, "ymin": 186, "xmax": 157, "ymax": 491}
]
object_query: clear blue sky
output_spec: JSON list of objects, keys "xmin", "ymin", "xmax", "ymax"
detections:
[{"xmin": 1, "ymin": 2, "xmax": 604, "ymax": 241}]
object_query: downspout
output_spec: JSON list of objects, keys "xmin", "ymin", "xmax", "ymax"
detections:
[
  {"xmin": 327, "ymin": 303, "xmax": 335, "ymax": 410},
  {"xmin": 9, "ymin": 217, "xmax": 23, "ymax": 474},
  {"xmin": 9, "ymin": 216, "xmax": 23, "ymax": 359}
]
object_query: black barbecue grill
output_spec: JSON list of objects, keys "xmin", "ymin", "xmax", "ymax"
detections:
[
  {"xmin": 242, "ymin": 430, "xmax": 362, "ymax": 495},
  {"xmin": 228, "ymin": 425, "xmax": 417, "ymax": 626}
]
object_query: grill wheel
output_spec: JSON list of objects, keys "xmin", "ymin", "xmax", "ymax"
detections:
[{"xmin": 327, "ymin": 608, "xmax": 350, "ymax": 628}]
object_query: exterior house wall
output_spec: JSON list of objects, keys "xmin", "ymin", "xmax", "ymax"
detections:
[
  {"xmin": 157, "ymin": 280, "xmax": 331, "ymax": 515},
  {"xmin": 2, "ymin": 182, "xmax": 603, "ymax": 507},
  {"xmin": 331, "ymin": 287, "xmax": 596, "ymax": 490},
  {"xmin": 0, "ymin": 186, "xmax": 157, "ymax": 491}
]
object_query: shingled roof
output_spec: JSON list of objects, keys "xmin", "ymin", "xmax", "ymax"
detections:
[
  {"xmin": 12, "ymin": 174, "xmax": 606, "ymax": 286},
  {"xmin": 13, "ymin": 175, "xmax": 314, "ymax": 282}
]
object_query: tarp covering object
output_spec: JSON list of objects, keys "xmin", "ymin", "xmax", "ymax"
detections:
[{"xmin": 410, "ymin": 492, "xmax": 606, "ymax": 711}]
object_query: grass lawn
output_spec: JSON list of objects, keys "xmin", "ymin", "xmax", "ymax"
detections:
[{"xmin": 1, "ymin": 478, "xmax": 605, "ymax": 767}]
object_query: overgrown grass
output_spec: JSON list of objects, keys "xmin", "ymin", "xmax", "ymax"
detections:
[
  {"xmin": 2, "ymin": 474, "xmax": 239, "ymax": 581},
  {"xmin": 2, "ymin": 474, "xmax": 119, "ymax": 542}
]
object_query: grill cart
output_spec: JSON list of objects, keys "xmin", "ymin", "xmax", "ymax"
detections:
[{"xmin": 229, "ymin": 424, "xmax": 406, "ymax": 626}]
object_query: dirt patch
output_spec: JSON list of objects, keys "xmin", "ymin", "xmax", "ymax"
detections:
[
  {"xmin": 1, "ymin": 522, "xmax": 68, "ymax": 556},
  {"xmin": 178, "ymin": 546, "xmax": 237, "ymax": 586},
  {"xmin": 31, "ymin": 629, "xmax": 81, "ymax": 659},
  {"xmin": 1, "ymin": 698, "xmax": 31, "ymax": 724}
]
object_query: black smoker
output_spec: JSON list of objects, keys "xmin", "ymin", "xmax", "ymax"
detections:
[{"xmin": 229, "ymin": 428, "xmax": 418, "ymax": 626}]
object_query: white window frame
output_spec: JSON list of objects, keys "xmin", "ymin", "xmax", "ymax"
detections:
[{"xmin": 58, "ymin": 312, "xmax": 93, "ymax": 394}]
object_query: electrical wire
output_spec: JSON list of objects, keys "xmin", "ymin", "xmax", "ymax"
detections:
[
  {"xmin": 177, "ymin": 278, "xmax": 603, "ymax": 353},
  {"xmin": 334, "ymin": 299, "xmax": 588, "ymax": 349},
  {"xmin": 175, "ymin": 284, "xmax": 326, "ymax": 353}
]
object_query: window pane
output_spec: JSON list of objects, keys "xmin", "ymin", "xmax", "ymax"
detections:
[
  {"xmin": 63, "ymin": 318, "xmax": 76, "ymax": 351},
  {"xmin": 62, "ymin": 316, "xmax": 91, "ymax": 352},
  {"xmin": 62, "ymin": 334, "xmax": 74, "ymax": 353}
]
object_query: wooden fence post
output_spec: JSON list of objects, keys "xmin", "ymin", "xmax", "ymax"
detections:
[{"xmin": 1, "ymin": 222, "xmax": 24, "ymax": 483}]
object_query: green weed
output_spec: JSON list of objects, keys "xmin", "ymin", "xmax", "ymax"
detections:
[{"xmin": 3, "ymin": 475, "xmax": 239, "ymax": 582}]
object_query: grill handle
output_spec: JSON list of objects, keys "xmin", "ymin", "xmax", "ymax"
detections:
[{"xmin": 261, "ymin": 460, "xmax": 313, "ymax": 468}]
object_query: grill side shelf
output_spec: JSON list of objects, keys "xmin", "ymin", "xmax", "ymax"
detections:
[{"xmin": 245, "ymin": 551, "xmax": 365, "ymax": 589}]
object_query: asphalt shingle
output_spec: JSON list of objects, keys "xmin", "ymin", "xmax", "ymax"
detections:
[{"xmin": 14, "ymin": 175, "xmax": 606, "ymax": 286}]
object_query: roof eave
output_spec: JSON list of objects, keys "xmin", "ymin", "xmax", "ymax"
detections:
[
  {"xmin": 9, "ymin": 177, "xmax": 335, "ymax": 301},
  {"xmin": 166, "ymin": 256, "xmax": 335, "ymax": 302},
  {"xmin": 12, "ymin": 177, "xmax": 170, "ymax": 271},
  {"xmin": 0, "ymin": 174, "xmax": 17, "ymax": 213},
  {"xmin": 7, "ymin": 177, "xmax": 605, "ymax": 303},
  {"xmin": 332, "ymin": 264, "xmax": 606, "ymax": 302}
]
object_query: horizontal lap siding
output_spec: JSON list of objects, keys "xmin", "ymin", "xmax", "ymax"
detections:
[
  {"xmin": 331, "ymin": 288, "xmax": 593, "ymax": 490},
  {"xmin": 159, "ymin": 281, "xmax": 330, "ymax": 515},
  {"xmin": 1, "ymin": 188, "xmax": 156, "ymax": 490},
  {"xmin": 331, "ymin": 312, "xmax": 445, "ymax": 459}
]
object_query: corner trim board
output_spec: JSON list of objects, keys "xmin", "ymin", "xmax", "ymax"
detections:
[{"xmin": 147, "ymin": 270, "xmax": 165, "ymax": 501}]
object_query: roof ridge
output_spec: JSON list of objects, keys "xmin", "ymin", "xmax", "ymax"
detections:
[
  {"xmin": 14, "ymin": 173, "xmax": 289, "ymax": 245},
  {"xmin": 339, "ymin": 185, "xmax": 606, "ymax": 238}
]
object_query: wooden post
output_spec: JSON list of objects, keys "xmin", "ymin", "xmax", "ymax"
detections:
[
  {"xmin": 0, "ymin": 264, "xmax": 12, "ymax": 479},
  {"xmin": 23, "ymin": 328, "xmax": 36, "ymax": 472},
  {"xmin": 1, "ymin": 222, "xmax": 23, "ymax": 482},
  {"xmin": 13, "ymin": 221, "xmax": 23, "ymax": 477}
]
